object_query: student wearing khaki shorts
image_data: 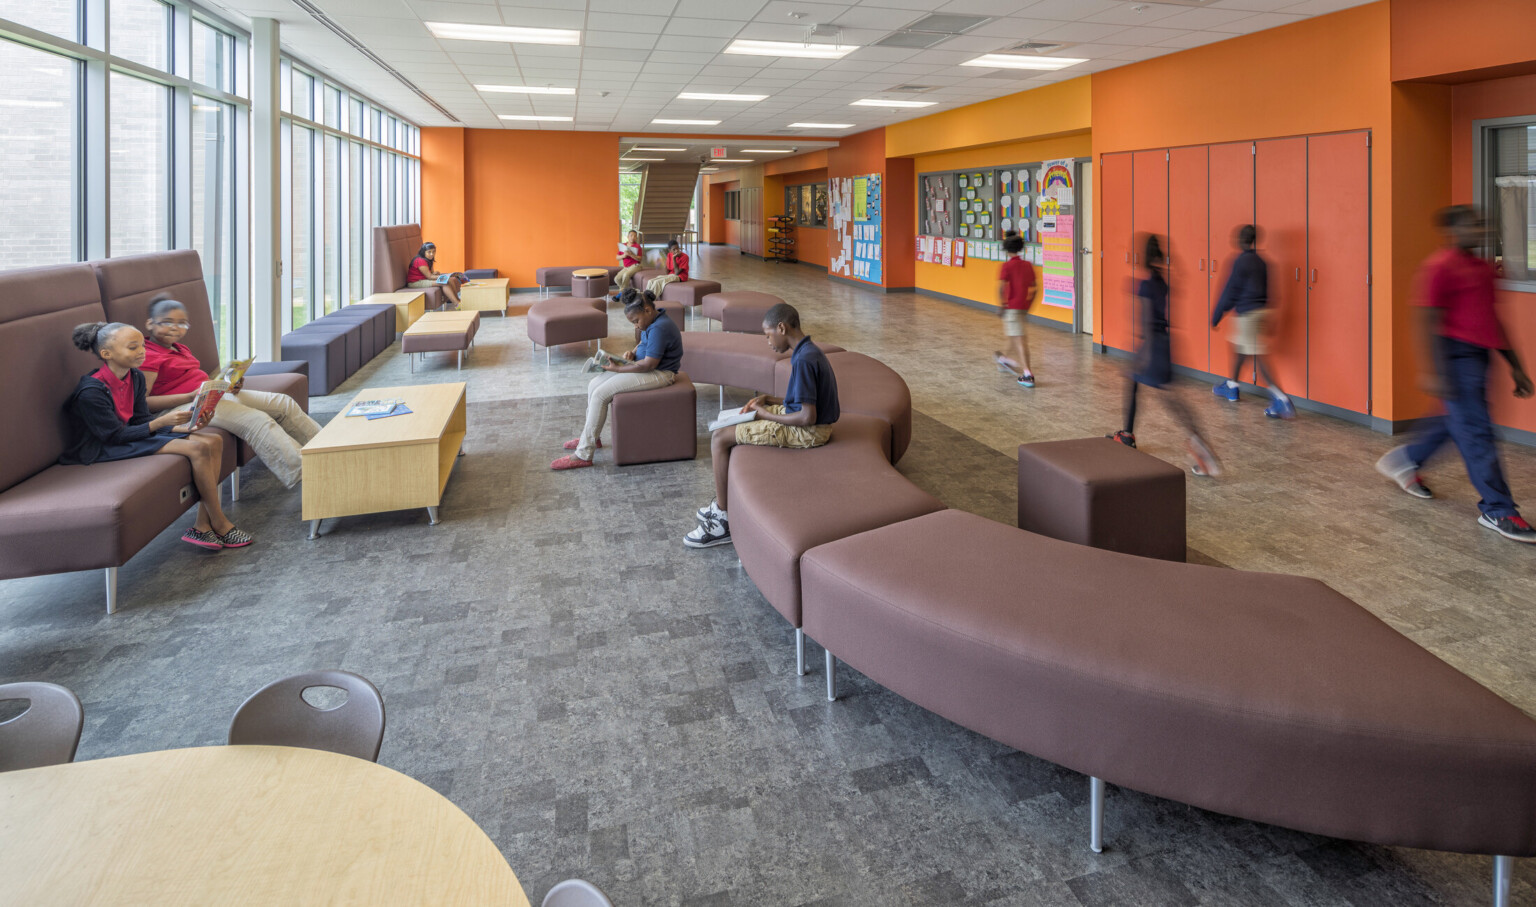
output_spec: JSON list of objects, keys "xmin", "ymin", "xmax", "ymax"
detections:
[
  {"xmin": 992, "ymin": 233, "xmax": 1038, "ymax": 388},
  {"xmin": 1211, "ymin": 224, "xmax": 1296, "ymax": 419},
  {"xmin": 686, "ymin": 302, "xmax": 840, "ymax": 549}
]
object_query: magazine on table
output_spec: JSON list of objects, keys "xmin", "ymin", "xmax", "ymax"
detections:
[
  {"xmin": 707, "ymin": 407, "xmax": 757, "ymax": 432},
  {"xmin": 183, "ymin": 357, "xmax": 256, "ymax": 430},
  {"xmin": 581, "ymin": 348, "xmax": 629, "ymax": 374},
  {"xmin": 345, "ymin": 398, "xmax": 405, "ymax": 418}
]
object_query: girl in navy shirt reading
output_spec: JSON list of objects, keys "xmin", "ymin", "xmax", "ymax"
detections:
[{"xmin": 61, "ymin": 322, "xmax": 253, "ymax": 549}]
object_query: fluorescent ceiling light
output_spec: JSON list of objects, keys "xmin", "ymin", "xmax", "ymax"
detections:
[
  {"xmin": 624, "ymin": 157, "xmax": 667, "ymax": 161},
  {"xmin": 652, "ymin": 118, "xmax": 720, "ymax": 126},
  {"xmin": 789, "ymin": 122, "xmax": 853, "ymax": 129},
  {"xmin": 499, "ymin": 114, "xmax": 573, "ymax": 122},
  {"xmin": 426, "ymin": 22, "xmax": 580, "ymax": 45},
  {"xmin": 740, "ymin": 148, "xmax": 794, "ymax": 153},
  {"xmin": 851, "ymin": 98, "xmax": 937, "ymax": 108},
  {"xmin": 475, "ymin": 84, "xmax": 576, "ymax": 95},
  {"xmin": 960, "ymin": 53, "xmax": 1086, "ymax": 71},
  {"xmin": 633, "ymin": 146, "xmax": 686, "ymax": 151},
  {"xmin": 724, "ymin": 39, "xmax": 855, "ymax": 59},
  {"xmin": 711, "ymin": 158, "xmax": 753, "ymax": 163},
  {"xmin": 677, "ymin": 92, "xmax": 767, "ymax": 102}
]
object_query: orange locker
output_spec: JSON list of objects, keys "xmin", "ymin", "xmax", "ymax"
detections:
[
  {"xmin": 1305, "ymin": 132, "xmax": 1370, "ymax": 413},
  {"xmin": 1129, "ymin": 150, "xmax": 1168, "ymax": 350},
  {"xmin": 1100, "ymin": 153, "xmax": 1134, "ymax": 352},
  {"xmin": 1254, "ymin": 137, "xmax": 1308, "ymax": 397},
  {"xmin": 1167, "ymin": 146, "xmax": 1209, "ymax": 372},
  {"xmin": 1208, "ymin": 142, "xmax": 1254, "ymax": 381}
]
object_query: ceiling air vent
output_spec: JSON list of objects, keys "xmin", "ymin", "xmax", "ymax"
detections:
[
  {"xmin": 1007, "ymin": 41, "xmax": 1066, "ymax": 53},
  {"xmin": 874, "ymin": 31, "xmax": 950, "ymax": 49},
  {"xmin": 905, "ymin": 14, "xmax": 991, "ymax": 34},
  {"xmin": 887, "ymin": 85, "xmax": 936, "ymax": 93}
]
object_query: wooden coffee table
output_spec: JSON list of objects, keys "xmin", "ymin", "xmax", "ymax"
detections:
[
  {"xmin": 459, "ymin": 277, "xmax": 510, "ymax": 315},
  {"xmin": 0, "ymin": 745, "xmax": 529, "ymax": 906},
  {"xmin": 301, "ymin": 382, "xmax": 467, "ymax": 539}
]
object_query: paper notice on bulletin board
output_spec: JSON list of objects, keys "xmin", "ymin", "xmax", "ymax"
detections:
[{"xmin": 1041, "ymin": 214, "xmax": 1075, "ymax": 309}]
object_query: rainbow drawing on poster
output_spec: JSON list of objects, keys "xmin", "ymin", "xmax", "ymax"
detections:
[{"xmin": 1039, "ymin": 163, "xmax": 1072, "ymax": 197}]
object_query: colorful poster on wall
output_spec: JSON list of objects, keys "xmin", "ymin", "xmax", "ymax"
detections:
[
  {"xmin": 1039, "ymin": 160, "xmax": 1074, "ymax": 206},
  {"xmin": 851, "ymin": 174, "xmax": 882, "ymax": 283},
  {"xmin": 853, "ymin": 177, "xmax": 869, "ymax": 221},
  {"xmin": 1041, "ymin": 214, "xmax": 1075, "ymax": 309}
]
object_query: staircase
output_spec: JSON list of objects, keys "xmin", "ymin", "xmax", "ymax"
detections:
[{"xmin": 633, "ymin": 163, "xmax": 700, "ymax": 241}]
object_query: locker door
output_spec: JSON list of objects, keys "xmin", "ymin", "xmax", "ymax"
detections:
[
  {"xmin": 1306, "ymin": 131, "xmax": 1370, "ymax": 413},
  {"xmin": 1254, "ymin": 137, "xmax": 1308, "ymax": 397},
  {"xmin": 1100, "ymin": 153, "xmax": 1134, "ymax": 352},
  {"xmin": 1168, "ymin": 146, "xmax": 1209, "ymax": 372},
  {"xmin": 1129, "ymin": 149, "xmax": 1168, "ymax": 349},
  {"xmin": 1208, "ymin": 142, "xmax": 1254, "ymax": 380}
]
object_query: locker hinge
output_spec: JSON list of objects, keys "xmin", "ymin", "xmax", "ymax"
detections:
[
  {"xmin": 1367, "ymin": 273, "xmax": 1372, "ymax": 286},
  {"xmin": 1251, "ymin": 144, "xmax": 1256, "ymax": 155},
  {"xmin": 1165, "ymin": 151, "xmax": 1170, "ymax": 161},
  {"xmin": 1365, "ymin": 133, "xmax": 1371, "ymax": 147}
]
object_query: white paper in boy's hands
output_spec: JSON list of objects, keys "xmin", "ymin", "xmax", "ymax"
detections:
[{"xmin": 707, "ymin": 407, "xmax": 757, "ymax": 432}]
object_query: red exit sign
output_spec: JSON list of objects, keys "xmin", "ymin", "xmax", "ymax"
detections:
[{"xmin": 711, "ymin": 147, "xmax": 727, "ymax": 159}]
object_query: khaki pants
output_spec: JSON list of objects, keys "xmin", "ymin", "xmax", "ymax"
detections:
[
  {"xmin": 174, "ymin": 389, "xmax": 320, "ymax": 488},
  {"xmin": 735, "ymin": 405, "xmax": 833, "ymax": 449},
  {"xmin": 577, "ymin": 370, "xmax": 677, "ymax": 459},
  {"xmin": 616, "ymin": 264, "xmax": 644, "ymax": 291},
  {"xmin": 646, "ymin": 274, "xmax": 680, "ymax": 296}
]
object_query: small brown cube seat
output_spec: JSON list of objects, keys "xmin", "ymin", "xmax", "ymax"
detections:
[
  {"xmin": 655, "ymin": 299, "xmax": 686, "ymax": 328},
  {"xmin": 610, "ymin": 373, "xmax": 697, "ymax": 466},
  {"xmin": 701, "ymin": 291, "xmax": 783, "ymax": 332},
  {"xmin": 571, "ymin": 270, "xmax": 609, "ymax": 298},
  {"xmin": 1017, "ymin": 437, "xmax": 1186, "ymax": 561},
  {"xmin": 527, "ymin": 298, "xmax": 608, "ymax": 364},
  {"xmin": 660, "ymin": 279, "xmax": 722, "ymax": 307},
  {"xmin": 403, "ymin": 311, "xmax": 480, "ymax": 371}
]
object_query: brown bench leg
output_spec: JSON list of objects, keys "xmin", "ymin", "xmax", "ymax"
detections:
[
  {"xmin": 105, "ymin": 567, "xmax": 117, "ymax": 615},
  {"xmin": 1494, "ymin": 856, "xmax": 1513, "ymax": 907},
  {"xmin": 1090, "ymin": 777, "xmax": 1105, "ymax": 853},
  {"xmin": 825, "ymin": 650, "xmax": 837, "ymax": 702}
]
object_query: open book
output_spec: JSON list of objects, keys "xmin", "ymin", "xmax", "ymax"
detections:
[
  {"xmin": 184, "ymin": 357, "xmax": 256, "ymax": 430},
  {"xmin": 708, "ymin": 407, "xmax": 757, "ymax": 432},
  {"xmin": 581, "ymin": 348, "xmax": 628, "ymax": 374}
]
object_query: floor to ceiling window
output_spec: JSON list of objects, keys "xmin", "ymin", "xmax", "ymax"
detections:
[
  {"xmin": 109, "ymin": 73, "xmax": 172, "ymax": 257},
  {"xmin": 0, "ymin": 40, "xmax": 80, "ymax": 265}
]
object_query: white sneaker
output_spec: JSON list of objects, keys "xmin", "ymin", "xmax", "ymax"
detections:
[
  {"xmin": 695, "ymin": 501, "xmax": 725, "ymax": 524},
  {"xmin": 685, "ymin": 517, "xmax": 732, "ymax": 548}
]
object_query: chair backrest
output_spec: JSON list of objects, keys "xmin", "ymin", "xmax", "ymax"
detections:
[
  {"xmin": 542, "ymin": 879, "xmax": 613, "ymax": 907},
  {"xmin": 228, "ymin": 670, "xmax": 385, "ymax": 762},
  {"xmin": 0, "ymin": 682, "xmax": 84, "ymax": 773},
  {"xmin": 94, "ymin": 250, "xmax": 220, "ymax": 374},
  {"xmin": 0, "ymin": 262, "xmax": 109, "ymax": 493},
  {"xmin": 371, "ymin": 224, "xmax": 422, "ymax": 296}
]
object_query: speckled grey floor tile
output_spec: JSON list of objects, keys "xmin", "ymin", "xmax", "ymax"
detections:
[{"xmin": 4, "ymin": 248, "xmax": 1536, "ymax": 906}]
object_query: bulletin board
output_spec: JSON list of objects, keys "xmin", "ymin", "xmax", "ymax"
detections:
[{"xmin": 832, "ymin": 174, "xmax": 882, "ymax": 283}]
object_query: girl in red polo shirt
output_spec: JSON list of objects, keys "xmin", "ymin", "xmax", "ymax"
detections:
[
  {"xmin": 141, "ymin": 297, "xmax": 320, "ymax": 489},
  {"xmin": 405, "ymin": 242, "xmax": 461, "ymax": 308},
  {"xmin": 61, "ymin": 322, "xmax": 252, "ymax": 550}
]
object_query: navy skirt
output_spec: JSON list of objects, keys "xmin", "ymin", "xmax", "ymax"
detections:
[
  {"xmin": 1133, "ymin": 336, "xmax": 1173, "ymax": 389},
  {"xmin": 92, "ymin": 428, "xmax": 181, "ymax": 463}
]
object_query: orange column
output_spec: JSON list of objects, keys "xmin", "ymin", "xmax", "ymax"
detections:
[{"xmin": 421, "ymin": 128, "xmax": 466, "ymax": 271}]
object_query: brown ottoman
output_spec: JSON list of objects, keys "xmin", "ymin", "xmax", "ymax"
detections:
[
  {"xmin": 527, "ymin": 298, "xmax": 608, "ymax": 365},
  {"xmin": 1017, "ymin": 437, "xmax": 1186, "ymax": 562},
  {"xmin": 610, "ymin": 373, "xmax": 697, "ymax": 466},
  {"xmin": 403, "ymin": 310, "xmax": 480, "ymax": 371},
  {"xmin": 633, "ymin": 268, "xmax": 665, "ymax": 292},
  {"xmin": 660, "ymin": 279, "xmax": 722, "ymax": 308},
  {"xmin": 571, "ymin": 269, "xmax": 609, "ymax": 298},
  {"xmin": 702, "ymin": 291, "xmax": 783, "ymax": 332},
  {"xmin": 655, "ymin": 299, "xmax": 686, "ymax": 328}
]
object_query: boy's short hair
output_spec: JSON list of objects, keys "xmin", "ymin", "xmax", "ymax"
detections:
[
  {"xmin": 1002, "ymin": 235, "xmax": 1025, "ymax": 254},
  {"xmin": 762, "ymin": 302, "xmax": 800, "ymax": 331},
  {"xmin": 1438, "ymin": 205, "xmax": 1478, "ymax": 230},
  {"xmin": 1237, "ymin": 224, "xmax": 1257, "ymax": 247}
]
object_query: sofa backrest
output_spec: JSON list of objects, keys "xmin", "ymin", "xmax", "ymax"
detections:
[
  {"xmin": 94, "ymin": 250, "xmax": 220, "ymax": 374},
  {"xmin": 0, "ymin": 263, "xmax": 110, "ymax": 491},
  {"xmin": 371, "ymin": 224, "xmax": 422, "ymax": 296}
]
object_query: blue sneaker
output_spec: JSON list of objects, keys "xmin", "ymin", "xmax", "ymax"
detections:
[
  {"xmin": 1212, "ymin": 382, "xmax": 1239, "ymax": 402},
  {"xmin": 1264, "ymin": 396, "xmax": 1296, "ymax": 420}
]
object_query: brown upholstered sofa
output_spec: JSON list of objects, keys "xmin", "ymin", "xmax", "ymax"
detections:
[
  {"xmin": 372, "ymin": 224, "xmax": 445, "ymax": 309},
  {"xmin": 0, "ymin": 252, "xmax": 309, "ymax": 614},
  {"xmin": 690, "ymin": 328, "xmax": 1536, "ymax": 897}
]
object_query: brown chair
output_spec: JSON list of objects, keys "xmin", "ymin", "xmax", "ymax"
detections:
[
  {"xmin": 371, "ymin": 224, "xmax": 445, "ymax": 309},
  {"xmin": 228, "ymin": 670, "xmax": 386, "ymax": 762},
  {"xmin": 0, "ymin": 682, "xmax": 84, "ymax": 773}
]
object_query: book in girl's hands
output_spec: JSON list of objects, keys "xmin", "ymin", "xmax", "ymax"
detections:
[
  {"xmin": 181, "ymin": 357, "xmax": 257, "ymax": 431},
  {"xmin": 581, "ymin": 348, "xmax": 627, "ymax": 374},
  {"xmin": 707, "ymin": 408, "xmax": 757, "ymax": 432},
  {"xmin": 346, "ymin": 398, "xmax": 404, "ymax": 418}
]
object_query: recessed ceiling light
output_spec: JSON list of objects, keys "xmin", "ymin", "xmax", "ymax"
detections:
[
  {"xmin": 740, "ymin": 148, "xmax": 795, "ymax": 153},
  {"xmin": 624, "ymin": 157, "xmax": 667, "ymax": 161},
  {"xmin": 711, "ymin": 158, "xmax": 753, "ymax": 163},
  {"xmin": 851, "ymin": 98, "xmax": 937, "ymax": 108},
  {"xmin": 960, "ymin": 53, "xmax": 1086, "ymax": 71},
  {"xmin": 789, "ymin": 122, "xmax": 854, "ymax": 129},
  {"xmin": 426, "ymin": 22, "xmax": 581, "ymax": 45},
  {"xmin": 475, "ymin": 84, "xmax": 576, "ymax": 95},
  {"xmin": 724, "ymin": 39, "xmax": 856, "ymax": 59},
  {"xmin": 633, "ymin": 146, "xmax": 687, "ymax": 151},
  {"xmin": 699, "ymin": 167, "xmax": 720, "ymax": 172},
  {"xmin": 677, "ymin": 92, "xmax": 768, "ymax": 102},
  {"xmin": 499, "ymin": 114, "xmax": 574, "ymax": 122},
  {"xmin": 652, "ymin": 118, "xmax": 721, "ymax": 126}
]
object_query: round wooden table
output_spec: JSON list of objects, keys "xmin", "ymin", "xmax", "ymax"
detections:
[{"xmin": 0, "ymin": 745, "xmax": 530, "ymax": 906}]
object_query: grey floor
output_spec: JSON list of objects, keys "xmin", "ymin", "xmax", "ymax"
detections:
[{"xmin": 4, "ymin": 247, "xmax": 1536, "ymax": 906}]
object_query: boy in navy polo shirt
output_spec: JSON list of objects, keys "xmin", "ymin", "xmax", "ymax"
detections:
[{"xmin": 686, "ymin": 302, "xmax": 839, "ymax": 548}]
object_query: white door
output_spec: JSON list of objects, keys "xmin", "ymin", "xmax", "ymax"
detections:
[{"xmin": 1077, "ymin": 161, "xmax": 1094, "ymax": 335}]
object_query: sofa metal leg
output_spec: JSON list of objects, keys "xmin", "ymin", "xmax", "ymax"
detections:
[
  {"xmin": 229, "ymin": 466, "xmax": 240, "ymax": 502},
  {"xmin": 547, "ymin": 347, "xmax": 551, "ymax": 366},
  {"xmin": 308, "ymin": 519, "xmax": 321, "ymax": 540},
  {"xmin": 427, "ymin": 506, "xmax": 440, "ymax": 525},
  {"xmin": 457, "ymin": 350, "xmax": 462, "ymax": 370},
  {"xmin": 796, "ymin": 628, "xmax": 807, "ymax": 677},
  {"xmin": 719, "ymin": 385, "xmax": 724, "ymax": 409},
  {"xmin": 104, "ymin": 567, "xmax": 118, "ymax": 615},
  {"xmin": 1494, "ymin": 856, "xmax": 1513, "ymax": 907},
  {"xmin": 825, "ymin": 650, "xmax": 837, "ymax": 701},
  {"xmin": 409, "ymin": 353, "xmax": 415, "ymax": 374},
  {"xmin": 1089, "ymin": 776, "xmax": 1106, "ymax": 853}
]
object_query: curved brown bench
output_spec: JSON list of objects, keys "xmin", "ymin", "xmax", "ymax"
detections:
[
  {"xmin": 659, "ymin": 279, "xmax": 721, "ymax": 308},
  {"xmin": 701, "ymin": 291, "xmax": 783, "ymax": 333},
  {"xmin": 526, "ymin": 299, "xmax": 607, "ymax": 365},
  {"xmin": 680, "ymin": 332, "xmax": 843, "ymax": 410},
  {"xmin": 775, "ymin": 351, "xmax": 912, "ymax": 464}
]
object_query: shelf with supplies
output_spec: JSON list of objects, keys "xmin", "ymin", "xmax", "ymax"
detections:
[{"xmin": 767, "ymin": 215, "xmax": 797, "ymax": 264}]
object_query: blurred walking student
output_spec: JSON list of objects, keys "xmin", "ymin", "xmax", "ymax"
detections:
[
  {"xmin": 1210, "ymin": 225, "xmax": 1296, "ymax": 419},
  {"xmin": 61, "ymin": 322, "xmax": 253, "ymax": 550},
  {"xmin": 1376, "ymin": 205, "xmax": 1535, "ymax": 543},
  {"xmin": 646, "ymin": 240, "xmax": 688, "ymax": 296},
  {"xmin": 1109, "ymin": 235, "xmax": 1222, "ymax": 477},
  {"xmin": 992, "ymin": 232, "xmax": 1038, "ymax": 388}
]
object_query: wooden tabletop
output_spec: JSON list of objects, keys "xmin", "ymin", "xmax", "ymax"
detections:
[
  {"xmin": 406, "ymin": 311, "xmax": 481, "ymax": 335},
  {"xmin": 573, "ymin": 268, "xmax": 609, "ymax": 277},
  {"xmin": 360, "ymin": 290, "xmax": 427, "ymax": 305},
  {"xmin": 463, "ymin": 277, "xmax": 510, "ymax": 288},
  {"xmin": 0, "ymin": 745, "xmax": 529, "ymax": 906},
  {"xmin": 304, "ymin": 383, "xmax": 467, "ymax": 453}
]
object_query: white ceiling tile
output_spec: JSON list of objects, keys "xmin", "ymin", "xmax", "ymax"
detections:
[
  {"xmin": 664, "ymin": 17, "xmax": 746, "ymax": 37},
  {"xmin": 1207, "ymin": 11, "xmax": 1305, "ymax": 33},
  {"xmin": 966, "ymin": 17, "xmax": 1069, "ymax": 39},
  {"xmin": 649, "ymin": 50, "xmax": 719, "ymax": 64},
  {"xmin": 1032, "ymin": 20, "xmax": 1129, "ymax": 42},
  {"xmin": 409, "ymin": 1, "xmax": 504, "ymax": 24},
  {"xmin": 588, "ymin": 0, "xmax": 680, "ymax": 12},
  {"xmin": 1207, "ymin": 0, "xmax": 1297, "ymax": 9},
  {"xmin": 1279, "ymin": 0, "xmax": 1375, "ymax": 13},
  {"xmin": 937, "ymin": 34, "xmax": 1018, "ymax": 53},
  {"xmin": 589, "ymin": 47, "xmax": 654, "ymax": 61},
  {"xmin": 734, "ymin": 22, "xmax": 820, "ymax": 40},
  {"xmin": 586, "ymin": 30, "xmax": 654, "ymax": 48},
  {"xmin": 1153, "ymin": 30, "xmax": 1233, "ymax": 49},
  {"xmin": 654, "ymin": 35, "xmax": 731, "ymax": 52},
  {"xmin": 671, "ymin": 0, "xmax": 769, "ymax": 17},
  {"xmin": 1151, "ymin": 6, "xmax": 1258, "ymax": 30},
  {"xmin": 830, "ymin": 7, "xmax": 922, "ymax": 29},
  {"xmin": 1082, "ymin": 2, "xmax": 1188, "ymax": 26},
  {"xmin": 756, "ymin": 0, "xmax": 849, "ymax": 21}
]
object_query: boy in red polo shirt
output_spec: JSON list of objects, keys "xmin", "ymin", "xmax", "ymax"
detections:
[
  {"xmin": 992, "ymin": 233, "xmax": 1038, "ymax": 388},
  {"xmin": 646, "ymin": 240, "xmax": 688, "ymax": 297},
  {"xmin": 1377, "ymin": 206, "xmax": 1535, "ymax": 543}
]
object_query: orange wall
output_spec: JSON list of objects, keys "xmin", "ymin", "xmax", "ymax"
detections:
[
  {"xmin": 1392, "ymin": 0, "xmax": 1536, "ymax": 83},
  {"xmin": 421, "ymin": 128, "xmax": 466, "ymax": 271},
  {"xmin": 886, "ymin": 78, "xmax": 1092, "ymax": 159}
]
